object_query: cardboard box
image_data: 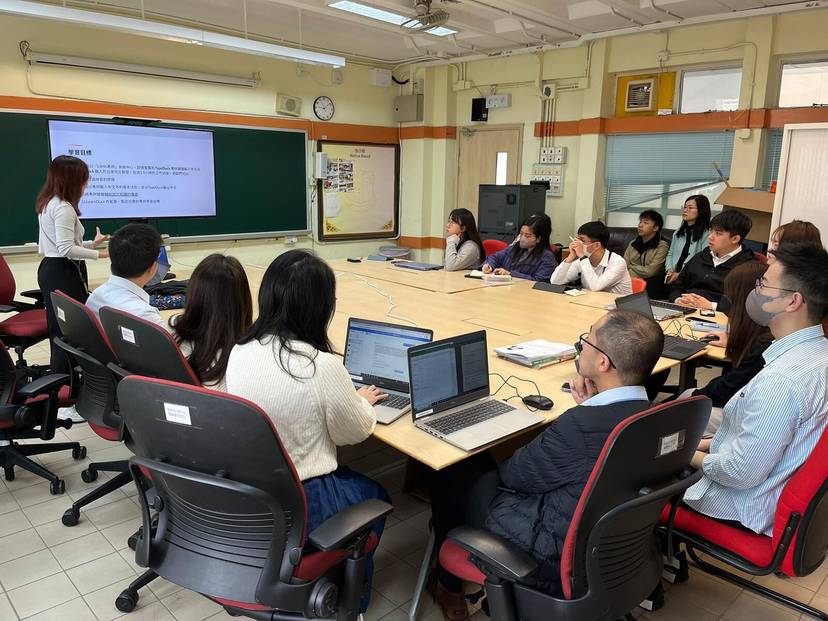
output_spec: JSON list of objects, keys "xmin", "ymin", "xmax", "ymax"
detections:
[{"xmin": 715, "ymin": 187, "xmax": 776, "ymax": 243}]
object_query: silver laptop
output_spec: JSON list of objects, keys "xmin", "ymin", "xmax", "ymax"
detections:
[
  {"xmin": 407, "ymin": 330, "xmax": 544, "ymax": 451},
  {"xmin": 615, "ymin": 290, "xmax": 683, "ymax": 320},
  {"xmin": 344, "ymin": 318, "xmax": 433, "ymax": 424}
]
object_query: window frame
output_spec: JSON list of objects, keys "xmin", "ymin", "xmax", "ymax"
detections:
[
  {"xmin": 776, "ymin": 56, "xmax": 828, "ymax": 109},
  {"xmin": 678, "ymin": 65, "xmax": 744, "ymax": 114}
]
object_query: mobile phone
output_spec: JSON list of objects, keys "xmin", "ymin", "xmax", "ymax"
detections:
[
  {"xmin": 346, "ymin": 257, "xmax": 362, "ymax": 263},
  {"xmin": 700, "ymin": 309, "xmax": 716, "ymax": 317},
  {"xmin": 699, "ymin": 335, "xmax": 718, "ymax": 343}
]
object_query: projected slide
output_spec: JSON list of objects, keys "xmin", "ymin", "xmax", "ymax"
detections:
[{"xmin": 48, "ymin": 120, "xmax": 217, "ymax": 219}]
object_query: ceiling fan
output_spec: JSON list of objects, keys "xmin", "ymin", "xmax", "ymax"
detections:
[{"xmin": 400, "ymin": 0, "xmax": 455, "ymax": 32}]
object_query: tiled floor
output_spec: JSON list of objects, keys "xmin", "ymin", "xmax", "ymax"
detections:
[{"xmin": 4, "ymin": 346, "xmax": 827, "ymax": 621}]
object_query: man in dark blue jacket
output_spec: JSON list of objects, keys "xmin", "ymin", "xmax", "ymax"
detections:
[{"xmin": 428, "ymin": 309, "xmax": 664, "ymax": 619}]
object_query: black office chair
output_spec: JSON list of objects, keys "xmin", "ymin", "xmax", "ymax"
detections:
[
  {"xmin": 0, "ymin": 254, "xmax": 48, "ymax": 375},
  {"xmin": 0, "ymin": 338, "xmax": 86, "ymax": 494},
  {"xmin": 117, "ymin": 375, "xmax": 393, "ymax": 619},
  {"xmin": 50, "ymin": 291, "xmax": 134, "ymax": 527},
  {"xmin": 439, "ymin": 396, "xmax": 711, "ymax": 621},
  {"xmin": 98, "ymin": 306, "xmax": 199, "ymax": 385}
]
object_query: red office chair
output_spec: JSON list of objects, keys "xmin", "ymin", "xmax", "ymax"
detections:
[
  {"xmin": 630, "ymin": 277, "xmax": 647, "ymax": 294},
  {"xmin": 0, "ymin": 338, "xmax": 86, "ymax": 494},
  {"xmin": 660, "ymin": 424, "xmax": 828, "ymax": 620},
  {"xmin": 117, "ymin": 376, "xmax": 392, "ymax": 619},
  {"xmin": 0, "ymin": 254, "xmax": 48, "ymax": 372},
  {"xmin": 50, "ymin": 292, "xmax": 134, "ymax": 527},
  {"xmin": 98, "ymin": 306, "xmax": 199, "ymax": 386},
  {"xmin": 754, "ymin": 251, "xmax": 769, "ymax": 264},
  {"xmin": 482, "ymin": 239, "xmax": 509, "ymax": 256},
  {"xmin": 439, "ymin": 397, "xmax": 711, "ymax": 621}
]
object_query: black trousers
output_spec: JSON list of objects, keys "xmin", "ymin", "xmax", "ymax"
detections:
[
  {"xmin": 429, "ymin": 452, "xmax": 501, "ymax": 592},
  {"xmin": 37, "ymin": 257, "xmax": 89, "ymax": 375}
]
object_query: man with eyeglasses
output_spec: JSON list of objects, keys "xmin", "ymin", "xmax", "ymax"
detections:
[
  {"xmin": 425, "ymin": 310, "xmax": 663, "ymax": 614},
  {"xmin": 684, "ymin": 241, "xmax": 828, "ymax": 535}
]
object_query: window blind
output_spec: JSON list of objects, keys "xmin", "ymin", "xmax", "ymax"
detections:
[{"xmin": 762, "ymin": 128, "xmax": 784, "ymax": 191}]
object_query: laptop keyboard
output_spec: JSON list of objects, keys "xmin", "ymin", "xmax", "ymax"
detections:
[
  {"xmin": 379, "ymin": 394, "xmax": 410, "ymax": 410},
  {"xmin": 651, "ymin": 300, "xmax": 694, "ymax": 314},
  {"xmin": 423, "ymin": 400, "xmax": 515, "ymax": 436}
]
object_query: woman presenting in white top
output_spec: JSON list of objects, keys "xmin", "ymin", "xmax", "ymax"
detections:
[
  {"xmin": 36, "ymin": 156, "xmax": 108, "ymax": 374},
  {"xmin": 225, "ymin": 249, "xmax": 389, "ymax": 612}
]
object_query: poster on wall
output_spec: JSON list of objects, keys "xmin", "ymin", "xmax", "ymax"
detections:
[{"xmin": 317, "ymin": 141, "xmax": 400, "ymax": 241}]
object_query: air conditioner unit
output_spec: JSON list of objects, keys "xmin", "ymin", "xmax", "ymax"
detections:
[
  {"xmin": 625, "ymin": 78, "xmax": 655, "ymax": 112},
  {"xmin": 277, "ymin": 94, "xmax": 302, "ymax": 117}
]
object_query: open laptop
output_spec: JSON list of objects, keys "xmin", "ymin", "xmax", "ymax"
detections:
[
  {"xmin": 615, "ymin": 290, "xmax": 688, "ymax": 320},
  {"xmin": 145, "ymin": 246, "xmax": 171, "ymax": 288},
  {"xmin": 615, "ymin": 291, "xmax": 709, "ymax": 361},
  {"xmin": 344, "ymin": 318, "xmax": 433, "ymax": 424},
  {"xmin": 407, "ymin": 330, "xmax": 544, "ymax": 451}
]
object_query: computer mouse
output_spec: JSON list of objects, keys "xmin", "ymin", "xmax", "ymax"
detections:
[{"xmin": 522, "ymin": 394, "xmax": 553, "ymax": 410}]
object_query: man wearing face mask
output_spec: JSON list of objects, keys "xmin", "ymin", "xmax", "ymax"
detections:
[
  {"xmin": 425, "ymin": 310, "xmax": 663, "ymax": 618},
  {"xmin": 684, "ymin": 241, "xmax": 828, "ymax": 535},
  {"xmin": 550, "ymin": 221, "xmax": 633, "ymax": 294}
]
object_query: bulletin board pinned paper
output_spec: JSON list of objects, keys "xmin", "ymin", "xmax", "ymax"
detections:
[{"xmin": 317, "ymin": 141, "xmax": 400, "ymax": 241}]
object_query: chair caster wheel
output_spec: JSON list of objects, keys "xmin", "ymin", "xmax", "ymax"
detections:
[
  {"xmin": 127, "ymin": 535, "xmax": 138, "ymax": 551},
  {"xmin": 72, "ymin": 446, "xmax": 87, "ymax": 460},
  {"xmin": 81, "ymin": 468, "xmax": 98, "ymax": 483},
  {"xmin": 115, "ymin": 590, "xmax": 138, "ymax": 613},
  {"xmin": 62, "ymin": 508, "xmax": 80, "ymax": 526},
  {"xmin": 50, "ymin": 479, "xmax": 66, "ymax": 495},
  {"xmin": 3, "ymin": 467, "xmax": 13, "ymax": 481}
]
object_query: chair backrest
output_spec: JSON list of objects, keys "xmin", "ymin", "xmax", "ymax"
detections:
[
  {"xmin": 754, "ymin": 251, "xmax": 769, "ymax": 264},
  {"xmin": 117, "ymin": 376, "xmax": 308, "ymax": 608},
  {"xmin": 630, "ymin": 277, "xmax": 647, "ymax": 294},
  {"xmin": 0, "ymin": 255, "xmax": 16, "ymax": 307},
  {"xmin": 774, "ymin": 423, "xmax": 828, "ymax": 577},
  {"xmin": 558, "ymin": 396, "xmax": 710, "ymax": 615},
  {"xmin": 0, "ymin": 339, "xmax": 16, "ymax": 405},
  {"xmin": 99, "ymin": 306, "xmax": 200, "ymax": 386},
  {"xmin": 51, "ymin": 291, "xmax": 122, "ymax": 435},
  {"xmin": 482, "ymin": 239, "xmax": 509, "ymax": 255}
]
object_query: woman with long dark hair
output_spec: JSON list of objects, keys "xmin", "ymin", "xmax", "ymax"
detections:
[
  {"xmin": 444, "ymin": 208, "xmax": 485, "ymax": 271},
  {"xmin": 36, "ymin": 155, "xmax": 109, "ymax": 374},
  {"xmin": 664, "ymin": 194, "xmax": 711, "ymax": 284},
  {"xmin": 172, "ymin": 254, "xmax": 252, "ymax": 391},
  {"xmin": 482, "ymin": 213, "xmax": 557, "ymax": 281},
  {"xmin": 768, "ymin": 220, "xmax": 822, "ymax": 262},
  {"xmin": 224, "ymin": 249, "xmax": 389, "ymax": 611}
]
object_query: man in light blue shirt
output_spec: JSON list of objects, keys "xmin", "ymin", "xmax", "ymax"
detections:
[
  {"xmin": 685, "ymin": 241, "xmax": 828, "ymax": 535},
  {"xmin": 86, "ymin": 223, "xmax": 169, "ymax": 331}
]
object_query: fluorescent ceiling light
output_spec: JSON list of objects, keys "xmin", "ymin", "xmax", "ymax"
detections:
[
  {"xmin": 0, "ymin": 0, "xmax": 345, "ymax": 67},
  {"xmin": 329, "ymin": 0, "xmax": 458, "ymax": 35}
]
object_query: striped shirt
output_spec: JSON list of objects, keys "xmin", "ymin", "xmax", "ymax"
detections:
[{"xmin": 684, "ymin": 324, "xmax": 828, "ymax": 535}]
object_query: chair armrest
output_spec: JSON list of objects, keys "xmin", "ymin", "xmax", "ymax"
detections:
[
  {"xmin": 16, "ymin": 374, "xmax": 70, "ymax": 399},
  {"xmin": 0, "ymin": 301, "xmax": 41, "ymax": 313},
  {"xmin": 20, "ymin": 289, "xmax": 44, "ymax": 305},
  {"xmin": 307, "ymin": 499, "xmax": 394, "ymax": 552},
  {"xmin": 0, "ymin": 304, "xmax": 16, "ymax": 313},
  {"xmin": 448, "ymin": 526, "xmax": 539, "ymax": 582}
]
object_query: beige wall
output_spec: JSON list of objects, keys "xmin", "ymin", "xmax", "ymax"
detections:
[{"xmin": 3, "ymin": 8, "xmax": 828, "ymax": 284}]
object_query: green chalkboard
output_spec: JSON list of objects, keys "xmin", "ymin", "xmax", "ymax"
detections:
[{"xmin": 0, "ymin": 112, "xmax": 308, "ymax": 247}]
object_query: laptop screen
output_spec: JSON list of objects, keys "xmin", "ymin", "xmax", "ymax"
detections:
[
  {"xmin": 145, "ymin": 246, "xmax": 171, "ymax": 288},
  {"xmin": 408, "ymin": 330, "xmax": 490, "ymax": 419},
  {"xmin": 614, "ymin": 291, "xmax": 655, "ymax": 321},
  {"xmin": 344, "ymin": 318, "xmax": 432, "ymax": 388}
]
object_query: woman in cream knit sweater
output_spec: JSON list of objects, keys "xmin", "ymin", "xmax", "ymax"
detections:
[{"xmin": 225, "ymin": 250, "xmax": 389, "ymax": 610}]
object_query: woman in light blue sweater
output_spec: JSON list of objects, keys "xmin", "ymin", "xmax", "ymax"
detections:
[{"xmin": 665, "ymin": 194, "xmax": 711, "ymax": 285}]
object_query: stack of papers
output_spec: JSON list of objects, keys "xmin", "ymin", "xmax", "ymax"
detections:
[{"xmin": 494, "ymin": 340, "xmax": 578, "ymax": 368}]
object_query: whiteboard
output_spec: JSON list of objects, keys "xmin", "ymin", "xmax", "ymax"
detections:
[{"xmin": 771, "ymin": 123, "xmax": 828, "ymax": 241}]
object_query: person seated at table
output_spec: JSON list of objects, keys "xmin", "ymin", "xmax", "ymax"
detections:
[
  {"xmin": 686, "ymin": 241, "xmax": 828, "ymax": 535},
  {"xmin": 659, "ymin": 262, "xmax": 773, "ymax": 434},
  {"xmin": 86, "ymin": 223, "xmax": 168, "ymax": 330},
  {"xmin": 768, "ymin": 220, "xmax": 822, "ymax": 263},
  {"xmin": 224, "ymin": 249, "xmax": 389, "ymax": 611},
  {"xmin": 623, "ymin": 209, "xmax": 670, "ymax": 292},
  {"xmin": 665, "ymin": 195, "xmax": 712, "ymax": 285},
  {"xmin": 668, "ymin": 210, "xmax": 756, "ymax": 312},
  {"xmin": 550, "ymin": 220, "xmax": 632, "ymax": 294},
  {"xmin": 427, "ymin": 309, "xmax": 664, "ymax": 619},
  {"xmin": 444, "ymin": 208, "xmax": 485, "ymax": 271},
  {"xmin": 171, "ymin": 254, "xmax": 252, "ymax": 392},
  {"xmin": 482, "ymin": 213, "xmax": 557, "ymax": 281}
]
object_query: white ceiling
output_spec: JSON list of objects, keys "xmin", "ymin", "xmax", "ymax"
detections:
[{"xmin": 25, "ymin": 0, "xmax": 822, "ymax": 65}]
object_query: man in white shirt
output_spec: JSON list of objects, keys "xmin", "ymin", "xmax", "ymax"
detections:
[
  {"xmin": 550, "ymin": 221, "xmax": 632, "ymax": 294},
  {"xmin": 86, "ymin": 223, "xmax": 169, "ymax": 331},
  {"xmin": 685, "ymin": 241, "xmax": 828, "ymax": 534}
]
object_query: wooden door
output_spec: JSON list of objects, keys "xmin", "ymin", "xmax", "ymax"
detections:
[{"xmin": 456, "ymin": 125, "xmax": 523, "ymax": 216}]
